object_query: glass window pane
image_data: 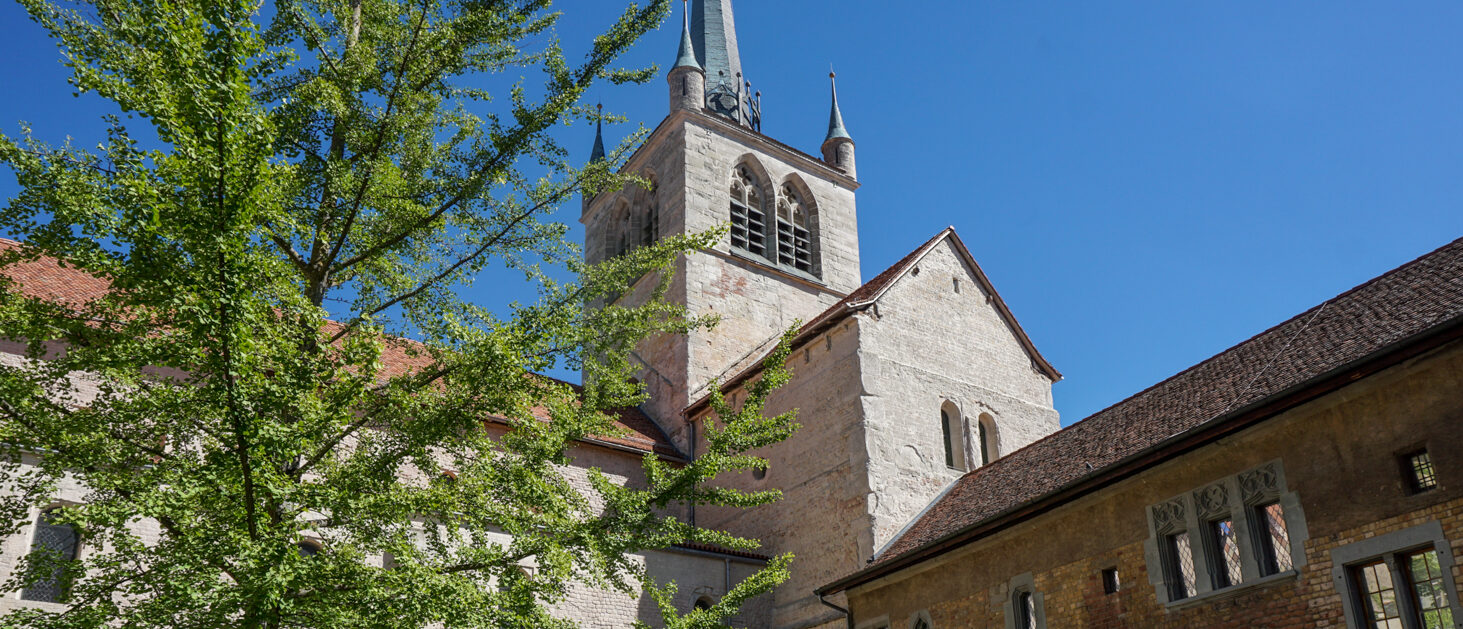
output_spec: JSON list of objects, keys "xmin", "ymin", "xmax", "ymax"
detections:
[
  {"xmin": 1168, "ymin": 532, "xmax": 1197, "ymax": 599},
  {"xmin": 1258, "ymin": 502, "xmax": 1293, "ymax": 574},
  {"xmin": 1212, "ymin": 519, "xmax": 1243, "ymax": 587},
  {"xmin": 20, "ymin": 513, "xmax": 80, "ymax": 603},
  {"xmin": 1409, "ymin": 550, "xmax": 1452, "ymax": 627},
  {"xmin": 1355, "ymin": 559, "xmax": 1404, "ymax": 628}
]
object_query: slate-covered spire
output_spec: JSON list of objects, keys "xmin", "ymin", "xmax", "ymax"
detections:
[
  {"xmin": 692, "ymin": 0, "xmax": 743, "ymax": 90},
  {"xmin": 589, "ymin": 103, "xmax": 606, "ymax": 163},
  {"xmin": 674, "ymin": 0, "xmax": 699, "ymax": 70},
  {"xmin": 821, "ymin": 72, "xmax": 856, "ymax": 177},
  {"xmin": 825, "ymin": 71, "xmax": 852, "ymax": 143}
]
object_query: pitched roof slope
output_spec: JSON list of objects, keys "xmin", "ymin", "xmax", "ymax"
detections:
[
  {"xmin": 0, "ymin": 239, "xmax": 680, "ymax": 460},
  {"xmin": 849, "ymin": 235, "xmax": 1463, "ymax": 582},
  {"xmin": 685, "ymin": 227, "xmax": 1059, "ymax": 416}
]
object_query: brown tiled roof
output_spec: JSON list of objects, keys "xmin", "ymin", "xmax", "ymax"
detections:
[
  {"xmin": 671, "ymin": 541, "xmax": 771, "ymax": 562},
  {"xmin": 0, "ymin": 239, "xmax": 681, "ymax": 460},
  {"xmin": 821, "ymin": 235, "xmax": 1463, "ymax": 594},
  {"xmin": 684, "ymin": 227, "xmax": 1059, "ymax": 417}
]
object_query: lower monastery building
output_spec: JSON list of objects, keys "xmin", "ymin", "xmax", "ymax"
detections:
[{"xmin": 3, "ymin": 1, "xmax": 1462, "ymax": 628}]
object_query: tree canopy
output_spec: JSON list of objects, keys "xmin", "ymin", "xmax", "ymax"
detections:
[{"xmin": 0, "ymin": 0, "xmax": 795, "ymax": 627}]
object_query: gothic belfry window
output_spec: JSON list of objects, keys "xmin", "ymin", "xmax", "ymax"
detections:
[
  {"xmin": 776, "ymin": 183, "xmax": 814, "ymax": 274},
  {"xmin": 729, "ymin": 165, "xmax": 767, "ymax": 258}
]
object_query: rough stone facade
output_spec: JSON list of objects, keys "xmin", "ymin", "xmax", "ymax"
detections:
[
  {"xmin": 687, "ymin": 236, "xmax": 1061, "ymax": 629},
  {"xmin": 841, "ymin": 338, "xmax": 1463, "ymax": 629}
]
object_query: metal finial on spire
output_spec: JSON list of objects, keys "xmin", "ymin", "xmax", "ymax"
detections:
[
  {"xmin": 590, "ymin": 103, "xmax": 606, "ymax": 163},
  {"xmin": 674, "ymin": 0, "xmax": 699, "ymax": 70},
  {"xmin": 825, "ymin": 70, "xmax": 852, "ymax": 143}
]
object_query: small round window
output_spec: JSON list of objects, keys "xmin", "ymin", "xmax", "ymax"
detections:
[{"xmin": 752, "ymin": 463, "xmax": 768, "ymax": 481}]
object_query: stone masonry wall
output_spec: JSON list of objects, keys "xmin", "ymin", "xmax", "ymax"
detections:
[
  {"xmin": 858, "ymin": 238, "xmax": 1059, "ymax": 550},
  {"xmin": 695, "ymin": 316, "xmax": 873, "ymax": 629},
  {"xmin": 845, "ymin": 338, "xmax": 1463, "ymax": 629}
]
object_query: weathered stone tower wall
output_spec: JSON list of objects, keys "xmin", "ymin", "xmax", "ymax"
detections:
[{"xmin": 581, "ymin": 109, "xmax": 861, "ymax": 454}]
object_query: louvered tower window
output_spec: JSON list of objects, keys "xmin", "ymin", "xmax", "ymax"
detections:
[
  {"xmin": 776, "ymin": 184, "xmax": 813, "ymax": 274},
  {"xmin": 729, "ymin": 166, "xmax": 766, "ymax": 257},
  {"xmin": 21, "ymin": 509, "xmax": 80, "ymax": 603}
]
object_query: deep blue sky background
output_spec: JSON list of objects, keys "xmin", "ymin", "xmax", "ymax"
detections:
[{"xmin": 2, "ymin": 2, "xmax": 1461, "ymax": 426}]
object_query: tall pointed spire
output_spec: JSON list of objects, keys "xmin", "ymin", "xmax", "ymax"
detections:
[
  {"xmin": 691, "ymin": 0, "xmax": 743, "ymax": 91},
  {"xmin": 825, "ymin": 71, "xmax": 852, "ymax": 143},
  {"xmin": 674, "ymin": 0, "xmax": 699, "ymax": 70},
  {"xmin": 589, "ymin": 103, "xmax": 606, "ymax": 163}
]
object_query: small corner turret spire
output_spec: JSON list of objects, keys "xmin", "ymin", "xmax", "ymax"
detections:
[
  {"xmin": 821, "ymin": 70, "xmax": 857, "ymax": 178},
  {"xmin": 589, "ymin": 103, "xmax": 606, "ymax": 163},
  {"xmin": 674, "ymin": 0, "xmax": 699, "ymax": 71},
  {"xmin": 825, "ymin": 70, "xmax": 852, "ymax": 144}
]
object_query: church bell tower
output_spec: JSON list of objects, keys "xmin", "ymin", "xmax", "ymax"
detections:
[{"xmin": 582, "ymin": 0, "xmax": 862, "ymax": 451}]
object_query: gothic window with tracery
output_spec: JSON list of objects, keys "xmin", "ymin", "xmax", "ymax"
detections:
[
  {"xmin": 729, "ymin": 166, "xmax": 767, "ymax": 258},
  {"xmin": 776, "ymin": 183, "xmax": 813, "ymax": 274}
]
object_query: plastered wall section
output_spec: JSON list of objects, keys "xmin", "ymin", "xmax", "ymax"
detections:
[
  {"xmin": 694, "ymin": 315, "xmax": 873, "ymax": 629},
  {"xmin": 857, "ymin": 239, "xmax": 1059, "ymax": 549},
  {"xmin": 844, "ymin": 338, "xmax": 1463, "ymax": 629}
]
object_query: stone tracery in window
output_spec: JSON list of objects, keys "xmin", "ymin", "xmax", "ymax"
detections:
[
  {"xmin": 776, "ymin": 183, "xmax": 814, "ymax": 274},
  {"xmin": 729, "ymin": 165, "xmax": 767, "ymax": 258}
]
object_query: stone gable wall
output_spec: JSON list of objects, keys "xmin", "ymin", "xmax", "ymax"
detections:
[{"xmin": 856, "ymin": 239, "xmax": 1060, "ymax": 549}]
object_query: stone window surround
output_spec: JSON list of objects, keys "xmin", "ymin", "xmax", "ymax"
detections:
[
  {"xmin": 1000, "ymin": 572, "xmax": 1046, "ymax": 629},
  {"xmin": 1143, "ymin": 459, "xmax": 1310, "ymax": 608},
  {"xmin": 905, "ymin": 609, "xmax": 932, "ymax": 628},
  {"xmin": 725, "ymin": 161, "xmax": 824, "ymax": 283},
  {"xmin": 938, "ymin": 399, "xmax": 1001, "ymax": 474},
  {"xmin": 1330, "ymin": 520, "xmax": 1463, "ymax": 629}
]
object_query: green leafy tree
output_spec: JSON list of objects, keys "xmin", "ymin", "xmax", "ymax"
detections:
[{"xmin": 0, "ymin": 0, "xmax": 796, "ymax": 627}]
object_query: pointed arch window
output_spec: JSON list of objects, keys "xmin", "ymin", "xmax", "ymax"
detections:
[
  {"xmin": 729, "ymin": 166, "xmax": 767, "ymax": 258},
  {"xmin": 776, "ymin": 184, "xmax": 813, "ymax": 274}
]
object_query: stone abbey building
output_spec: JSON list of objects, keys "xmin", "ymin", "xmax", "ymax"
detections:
[{"xmin": 4, "ymin": 1, "xmax": 1463, "ymax": 628}]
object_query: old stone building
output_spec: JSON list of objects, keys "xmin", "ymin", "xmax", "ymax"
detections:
[
  {"xmin": 815, "ymin": 238, "xmax": 1463, "ymax": 628},
  {"xmin": 6, "ymin": 1, "xmax": 1461, "ymax": 628}
]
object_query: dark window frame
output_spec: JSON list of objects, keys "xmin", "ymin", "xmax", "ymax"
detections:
[{"xmin": 1399, "ymin": 447, "xmax": 1439, "ymax": 495}]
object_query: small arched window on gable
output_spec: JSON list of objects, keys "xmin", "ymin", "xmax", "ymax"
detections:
[
  {"xmin": 940, "ymin": 402, "xmax": 966, "ymax": 471},
  {"xmin": 978, "ymin": 414, "xmax": 998, "ymax": 467},
  {"xmin": 729, "ymin": 165, "xmax": 768, "ymax": 258},
  {"xmin": 21, "ymin": 509, "xmax": 81, "ymax": 603},
  {"xmin": 776, "ymin": 183, "xmax": 815, "ymax": 275}
]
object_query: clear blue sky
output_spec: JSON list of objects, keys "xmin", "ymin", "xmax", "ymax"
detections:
[{"xmin": 2, "ymin": 2, "xmax": 1461, "ymax": 425}]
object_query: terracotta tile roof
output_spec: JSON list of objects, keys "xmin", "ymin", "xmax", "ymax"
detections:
[
  {"xmin": 685, "ymin": 227, "xmax": 1059, "ymax": 416},
  {"xmin": 822, "ymin": 235, "xmax": 1463, "ymax": 594},
  {"xmin": 0, "ymin": 239, "xmax": 681, "ymax": 460},
  {"xmin": 671, "ymin": 541, "xmax": 771, "ymax": 562}
]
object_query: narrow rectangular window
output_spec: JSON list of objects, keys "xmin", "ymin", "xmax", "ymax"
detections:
[
  {"xmin": 941, "ymin": 410, "xmax": 955, "ymax": 468},
  {"xmin": 1210, "ymin": 518, "xmax": 1243, "ymax": 588},
  {"xmin": 1255, "ymin": 501, "xmax": 1294, "ymax": 575},
  {"xmin": 1353, "ymin": 559, "xmax": 1405, "ymax": 629},
  {"xmin": 1166, "ymin": 531, "xmax": 1197, "ymax": 600},
  {"xmin": 1015, "ymin": 590, "xmax": 1037, "ymax": 629},
  {"xmin": 1402, "ymin": 450, "xmax": 1438, "ymax": 494}
]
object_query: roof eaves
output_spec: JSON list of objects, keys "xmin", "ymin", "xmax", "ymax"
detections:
[{"xmin": 817, "ymin": 312, "xmax": 1463, "ymax": 596}]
